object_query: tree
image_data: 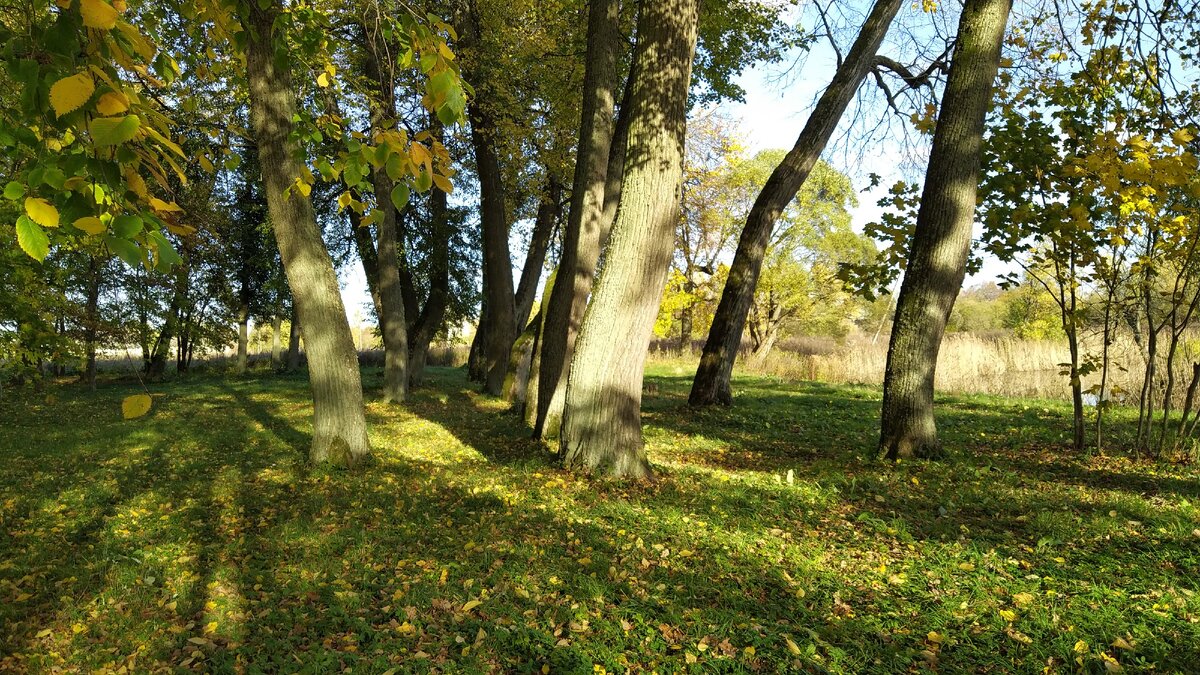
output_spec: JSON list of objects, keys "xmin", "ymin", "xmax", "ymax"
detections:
[
  {"xmin": 243, "ymin": 0, "xmax": 371, "ymax": 465},
  {"xmin": 877, "ymin": 0, "xmax": 1012, "ymax": 459},
  {"xmin": 689, "ymin": 0, "xmax": 906, "ymax": 407},
  {"xmin": 532, "ymin": 0, "xmax": 625, "ymax": 438},
  {"xmin": 559, "ymin": 0, "xmax": 702, "ymax": 478}
]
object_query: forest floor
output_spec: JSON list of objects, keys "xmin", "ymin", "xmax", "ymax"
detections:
[{"xmin": 1, "ymin": 366, "xmax": 1199, "ymax": 673}]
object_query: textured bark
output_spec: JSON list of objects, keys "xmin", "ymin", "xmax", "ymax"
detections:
[
  {"xmin": 878, "ymin": 0, "xmax": 1012, "ymax": 459},
  {"xmin": 559, "ymin": 0, "xmax": 701, "ymax": 478},
  {"xmin": 82, "ymin": 255, "xmax": 100, "ymax": 390},
  {"xmin": 363, "ymin": 24, "xmax": 408, "ymax": 403},
  {"xmin": 503, "ymin": 308, "xmax": 541, "ymax": 405},
  {"xmin": 245, "ymin": 1, "xmax": 370, "ymax": 465},
  {"xmin": 534, "ymin": 0, "xmax": 629, "ymax": 439},
  {"xmin": 690, "ymin": 0, "xmax": 904, "ymax": 406},
  {"xmin": 523, "ymin": 270, "xmax": 556, "ymax": 426}
]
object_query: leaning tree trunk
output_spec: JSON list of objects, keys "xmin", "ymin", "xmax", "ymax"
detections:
[
  {"xmin": 534, "ymin": 0, "xmax": 628, "ymax": 439},
  {"xmin": 514, "ymin": 179, "xmax": 562, "ymax": 329},
  {"xmin": 245, "ymin": 0, "xmax": 370, "ymax": 465},
  {"xmin": 690, "ymin": 0, "xmax": 904, "ymax": 406},
  {"xmin": 878, "ymin": 0, "xmax": 1012, "ymax": 459},
  {"xmin": 559, "ymin": 0, "xmax": 701, "ymax": 478}
]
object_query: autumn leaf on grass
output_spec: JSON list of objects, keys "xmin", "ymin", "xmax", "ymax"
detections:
[{"xmin": 122, "ymin": 393, "xmax": 152, "ymax": 419}]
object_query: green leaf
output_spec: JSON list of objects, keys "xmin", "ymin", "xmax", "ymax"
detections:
[
  {"xmin": 105, "ymin": 235, "xmax": 142, "ymax": 267},
  {"xmin": 414, "ymin": 169, "xmax": 433, "ymax": 193},
  {"xmin": 90, "ymin": 115, "xmax": 140, "ymax": 147},
  {"xmin": 112, "ymin": 214, "xmax": 143, "ymax": 238},
  {"xmin": 16, "ymin": 215, "xmax": 49, "ymax": 261},
  {"xmin": 390, "ymin": 184, "xmax": 410, "ymax": 211},
  {"xmin": 3, "ymin": 181, "xmax": 25, "ymax": 201}
]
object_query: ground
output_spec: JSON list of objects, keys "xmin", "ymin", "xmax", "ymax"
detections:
[{"xmin": 1, "ymin": 366, "xmax": 1198, "ymax": 673}]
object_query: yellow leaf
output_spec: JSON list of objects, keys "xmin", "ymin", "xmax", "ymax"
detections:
[
  {"xmin": 187, "ymin": 636, "xmax": 209, "ymax": 646},
  {"xmin": 461, "ymin": 599, "xmax": 482, "ymax": 612},
  {"xmin": 25, "ymin": 198, "xmax": 60, "ymax": 228},
  {"xmin": 122, "ymin": 393, "xmax": 152, "ymax": 419},
  {"xmin": 80, "ymin": 0, "xmax": 119, "ymax": 29},
  {"xmin": 743, "ymin": 645, "xmax": 755, "ymax": 657},
  {"xmin": 73, "ymin": 216, "xmax": 106, "ymax": 235},
  {"xmin": 927, "ymin": 631, "xmax": 943, "ymax": 644},
  {"xmin": 999, "ymin": 609, "xmax": 1017, "ymax": 622},
  {"xmin": 317, "ymin": 72, "xmax": 330, "ymax": 87},
  {"xmin": 50, "ymin": 72, "xmax": 95, "ymax": 118},
  {"xmin": 166, "ymin": 222, "xmax": 197, "ymax": 236},
  {"xmin": 1172, "ymin": 128, "xmax": 1195, "ymax": 146},
  {"xmin": 1012, "ymin": 592, "xmax": 1034, "ymax": 607},
  {"xmin": 95, "ymin": 91, "xmax": 129, "ymax": 116},
  {"xmin": 432, "ymin": 173, "xmax": 454, "ymax": 194},
  {"xmin": 1074, "ymin": 639, "xmax": 1089, "ymax": 654},
  {"xmin": 785, "ymin": 637, "xmax": 801, "ymax": 655},
  {"xmin": 72, "ymin": 623, "xmax": 86, "ymax": 634},
  {"xmin": 35, "ymin": 628, "xmax": 53, "ymax": 638},
  {"xmin": 957, "ymin": 562, "xmax": 975, "ymax": 571},
  {"xmin": 1112, "ymin": 637, "xmax": 1134, "ymax": 650},
  {"xmin": 148, "ymin": 197, "xmax": 183, "ymax": 213},
  {"xmin": 203, "ymin": 621, "xmax": 218, "ymax": 633}
]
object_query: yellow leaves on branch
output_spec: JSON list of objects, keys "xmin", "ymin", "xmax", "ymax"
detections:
[
  {"xmin": 80, "ymin": 0, "xmax": 121, "ymax": 30},
  {"xmin": 73, "ymin": 216, "xmax": 106, "ymax": 235},
  {"xmin": 95, "ymin": 91, "xmax": 130, "ymax": 116},
  {"xmin": 49, "ymin": 72, "xmax": 95, "ymax": 117},
  {"xmin": 25, "ymin": 198, "xmax": 60, "ymax": 228},
  {"xmin": 122, "ymin": 394, "xmax": 152, "ymax": 419}
]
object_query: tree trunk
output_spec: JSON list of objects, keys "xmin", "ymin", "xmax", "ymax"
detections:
[
  {"xmin": 362, "ymin": 19, "xmax": 408, "ymax": 403},
  {"xmin": 408, "ymin": 170, "xmax": 451, "ymax": 387},
  {"xmin": 245, "ymin": 0, "xmax": 370, "ymax": 465},
  {"xmin": 271, "ymin": 315, "xmax": 282, "ymax": 366},
  {"xmin": 878, "ymin": 0, "xmax": 1011, "ymax": 459},
  {"xmin": 236, "ymin": 301, "xmax": 250, "ymax": 374},
  {"xmin": 287, "ymin": 306, "xmax": 302, "ymax": 371},
  {"xmin": 559, "ymin": 0, "xmax": 701, "ymax": 478},
  {"xmin": 503, "ymin": 308, "xmax": 541, "ymax": 405},
  {"xmin": 690, "ymin": 0, "xmax": 904, "ymax": 406},
  {"xmin": 350, "ymin": 213, "xmax": 384, "ymax": 321},
  {"xmin": 83, "ymin": 255, "xmax": 100, "ymax": 391},
  {"xmin": 514, "ymin": 179, "xmax": 562, "ymax": 329},
  {"xmin": 534, "ymin": 0, "xmax": 629, "ymax": 439}
]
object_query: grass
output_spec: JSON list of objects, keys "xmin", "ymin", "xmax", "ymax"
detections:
[{"xmin": 1, "ymin": 366, "xmax": 1199, "ymax": 673}]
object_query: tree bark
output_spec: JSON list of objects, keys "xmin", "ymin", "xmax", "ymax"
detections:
[
  {"xmin": 559, "ymin": 0, "xmax": 701, "ymax": 478},
  {"xmin": 878, "ymin": 0, "xmax": 1011, "ymax": 459},
  {"xmin": 245, "ymin": 0, "xmax": 370, "ymax": 465},
  {"xmin": 690, "ymin": 0, "xmax": 904, "ymax": 406},
  {"xmin": 287, "ymin": 305, "xmax": 302, "ymax": 371},
  {"xmin": 82, "ymin": 255, "xmax": 100, "ymax": 391},
  {"xmin": 534, "ymin": 0, "xmax": 629, "ymax": 439},
  {"xmin": 350, "ymin": 213, "xmax": 384, "ymax": 320}
]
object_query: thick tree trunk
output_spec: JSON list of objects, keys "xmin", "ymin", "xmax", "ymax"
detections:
[
  {"xmin": 534, "ymin": 0, "xmax": 629, "ymax": 439},
  {"xmin": 690, "ymin": 0, "xmax": 904, "ymax": 406},
  {"xmin": 559, "ymin": 0, "xmax": 701, "ymax": 478},
  {"xmin": 245, "ymin": 1, "xmax": 370, "ymax": 465},
  {"xmin": 878, "ymin": 0, "xmax": 1011, "ymax": 459},
  {"xmin": 236, "ymin": 302, "xmax": 250, "ymax": 374},
  {"xmin": 287, "ymin": 306, "xmax": 302, "ymax": 371},
  {"xmin": 503, "ymin": 308, "xmax": 541, "ymax": 405}
]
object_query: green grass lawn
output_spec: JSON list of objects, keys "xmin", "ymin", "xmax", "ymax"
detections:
[{"xmin": 1, "ymin": 366, "xmax": 1199, "ymax": 673}]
